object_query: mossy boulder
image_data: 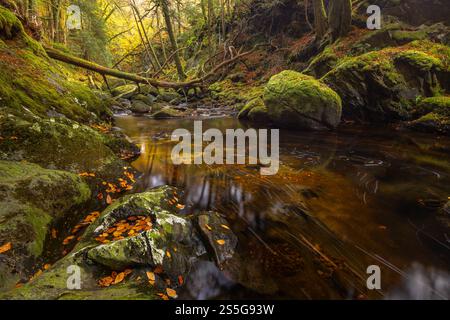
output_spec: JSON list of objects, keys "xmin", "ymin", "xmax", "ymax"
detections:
[
  {"xmin": 111, "ymin": 84, "xmax": 138, "ymax": 99},
  {"xmin": 152, "ymin": 107, "xmax": 183, "ymax": 119},
  {"xmin": 0, "ymin": 186, "xmax": 212, "ymax": 300},
  {"xmin": 133, "ymin": 93, "xmax": 156, "ymax": 105},
  {"xmin": 263, "ymin": 70, "xmax": 342, "ymax": 130},
  {"xmin": 323, "ymin": 41, "xmax": 450, "ymax": 122},
  {"xmin": 0, "ymin": 160, "xmax": 90, "ymax": 291},
  {"xmin": 0, "ymin": 114, "xmax": 136, "ymax": 179},
  {"xmin": 238, "ymin": 98, "xmax": 270, "ymax": 123},
  {"xmin": 158, "ymin": 90, "xmax": 182, "ymax": 103},
  {"xmin": 130, "ymin": 100, "xmax": 152, "ymax": 114},
  {"xmin": 407, "ymin": 96, "xmax": 450, "ymax": 134}
]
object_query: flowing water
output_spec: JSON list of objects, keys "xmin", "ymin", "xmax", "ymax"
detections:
[{"xmin": 115, "ymin": 115, "xmax": 450, "ymax": 300}]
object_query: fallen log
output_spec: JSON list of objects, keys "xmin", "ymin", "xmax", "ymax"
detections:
[{"xmin": 44, "ymin": 45, "xmax": 259, "ymax": 90}]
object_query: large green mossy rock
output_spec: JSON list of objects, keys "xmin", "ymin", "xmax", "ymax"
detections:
[
  {"xmin": 263, "ymin": 71, "xmax": 342, "ymax": 130},
  {"xmin": 322, "ymin": 41, "xmax": 450, "ymax": 122},
  {"xmin": 0, "ymin": 114, "xmax": 135, "ymax": 178},
  {"xmin": 0, "ymin": 160, "xmax": 90, "ymax": 291},
  {"xmin": 0, "ymin": 186, "xmax": 204, "ymax": 300},
  {"xmin": 1, "ymin": 186, "xmax": 238, "ymax": 300}
]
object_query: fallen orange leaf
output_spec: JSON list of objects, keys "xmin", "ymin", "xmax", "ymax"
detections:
[
  {"xmin": 166, "ymin": 288, "xmax": 178, "ymax": 299},
  {"xmin": 146, "ymin": 271, "xmax": 155, "ymax": 281},
  {"xmin": 113, "ymin": 272, "xmax": 125, "ymax": 284},
  {"xmin": 0, "ymin": 242, "xmax": 12, "ymax": 254},
  {"xmin": 216, "ymin": 239, "xmax": 226, "ymax": 245}
]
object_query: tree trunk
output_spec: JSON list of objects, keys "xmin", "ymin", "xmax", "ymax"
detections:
[
  {"xmin": 160, "ymin": 0, "xmax": 186, "ymax": 80},
  {"xmin": 312, "ymin": 0, "xmax": 328, "ymax": 40},
  {"xmin": 45, "ymin": 45, "xmax": 256, "ymax": 89},
  {"xmin": 328, "ymin": 0, "xmax": 352, "ymax": 41}
]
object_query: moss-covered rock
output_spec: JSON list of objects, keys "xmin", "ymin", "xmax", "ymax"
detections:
[
  {"xmin": 0, "ymin": 186, "xmax": 212, "ymax": 300},
  {"xmin": 0, "ymin": 114, "xmax": 134, "ymax": 178},
  {"xmin": 238, "ymin": 98, "xmax": 270, "ymax": 122},
  {"xmin": 111, "ymin": 84, "xmax": 138, "ymax": 99},
  {"xmin": 0, "ymin": 160, "xmax": 90, "ymax": 291},
  {"xmin": 130, "ymin": 100, "xmax": 152, "ymax": 114},
  {"xmin": 263, "ymin": 70, "xmax": 342, "ymax": 130},
  {"xmin": 407, "ymin": 96, "xmax": 450, "ymax": 134},
  {"xmin": 157, "ymin": 90, "xmax": 182, "ymax": 103},
  {"xmin": 133, "ymin": 93, "xmax": 156, "ymax": 105},
  {"xmin": 322, "ymin": 41, "xmax": 450, "ymax": 122},
  {"xmin": 152, "ymin": 107, "xmax": 183, "ymax": 119}
]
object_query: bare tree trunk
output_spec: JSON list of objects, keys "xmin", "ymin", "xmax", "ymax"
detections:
[
  {"xmin": 131, "ymin": 0, "xmax": 162, "ymax": 69},
  {"xmin": 312, "ymin": 0, "xmax": 328, "ymax": 40},
  {"xmin": 220, "ymin": 0, "xmax": 225, "ymax": 43},
  {"xmin": 160, "ymin": 0, "xmax": 186, "ymax": 80},
  {"xmin": 131, "ymin": 5, "xmax": 156, "ymax": 70},
  {"xmin": 207, "ymin": 0, "xmax": 215, "ymax": 57},
  {"xmin": 156, "ymin": 7, "xmax": 168, "ymax": 62},
  {"xmin": 328, "ymin": 0, "xmax": 352, "ymax": 41}
]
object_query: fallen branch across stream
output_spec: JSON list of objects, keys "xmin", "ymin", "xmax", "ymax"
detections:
[{"xmin": 44, "ymin": 45, "xmax": 261, "ymax": 90}]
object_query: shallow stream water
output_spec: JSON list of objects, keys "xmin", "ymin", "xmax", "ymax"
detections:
[{"xmin": 115, "ymin": 115, "xmax": 450, "ymax": 300}]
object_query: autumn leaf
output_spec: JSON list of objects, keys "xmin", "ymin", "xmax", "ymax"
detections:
[
  {"xmin": 178, "ymin": 275, "xmax": 184, "ymax": 285},
  {"xmin": 43, "ymin": 264, "xmax": 51, "ymax": 270},
  {"xmin": 146, "ymin": 271, "xmax": 155, "ymax": 282},
  {"xmin": 216, "ymin": 239, "xmax": 226, "ymax": 245},
  {"xmin": 98, "ymin": 276, "xmax": 113, "ymax": 287},
  {"xmin": 113, "ymin": 272, "xmax": 125, "ymax": 284},
  {"xmin": 221, "ymin": 224, "xmax": 230, "ymax": 230},
  {"xmin": 166, "ymin": 288, "xmax": 178, "ymax": 299},
  {"xmin": 176, "ymin": 204, "xmax": 185, "ymax": 210},
  {"xmin": 166, "ymin": 250, "xmax": 171, "ymax": 258},
  {"xmin": 106, "ymin": 194, "xmax": 112, "ymax": 204},
  {"xmin": 63, "ymin": 236, "xmax": 75, "ymax": 245},
  {"xmin": 0, "ymin": 242, "xmax": 12, "ymax": 254},
  {"xmin": 205, "ymin": 224, "xmax": 212, "ymax": 231},
  {"xmin": 157, "ymin": 293, "xmax": 169, "ymax": 300},
  {"xmin": 51, "ymin": 229, "xmax": 57, "ymax": 239}
]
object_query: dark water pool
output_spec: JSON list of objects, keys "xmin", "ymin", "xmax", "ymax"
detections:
[{"xmin": 115, "ymin": 115, "xmax": 450, "ymax": 300}]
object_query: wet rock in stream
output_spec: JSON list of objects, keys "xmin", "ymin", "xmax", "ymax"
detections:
[
  {"xmin": 1, "ymin": 186, "xmax": 238, "ymax": 299},
  {"xmin": 197, "ymin": 212, "xmax": 238, "ymax": 266}
]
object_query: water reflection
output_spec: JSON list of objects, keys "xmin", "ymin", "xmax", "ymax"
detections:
[{"xmin": 115, "ymin": 115, "xmax": 450, "ymax": 299}]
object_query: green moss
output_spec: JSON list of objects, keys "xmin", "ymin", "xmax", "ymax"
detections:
[
  {"xmin": 265, "ymin": 71, "xmax": 342, "ymax": 114},
  {"xmin": 0, "ymin": 160, "xmax": 91, "ymax": 291},
  {"xmin": 263, "ymin": 70, "xmax": 342, "ymax": 129},
  {"xmin": 0, "ymin": 6, "xmax": 22, "ymax": 39},
  {"xmin": 305, "ymin": 46, "xmax": 339, "ymax": 77},
  {"xmin": 395, "ymin": 50, "xmax": 443, "ymax": 71},
  {"xmin": 391, "ymin": 30, "xmax": 427, "ymax": 42},
  {"xmin": 417, "ymin": 96, "xmax": 450, "ymax": 116},
  {"xmin": 209, "ymin": 79, "xmax": 264, "ymax": 104}
]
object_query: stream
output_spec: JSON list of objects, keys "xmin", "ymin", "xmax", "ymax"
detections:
[{"xmin": 115, "ymin": 115, "xmax": 450, "ymax": 300}]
